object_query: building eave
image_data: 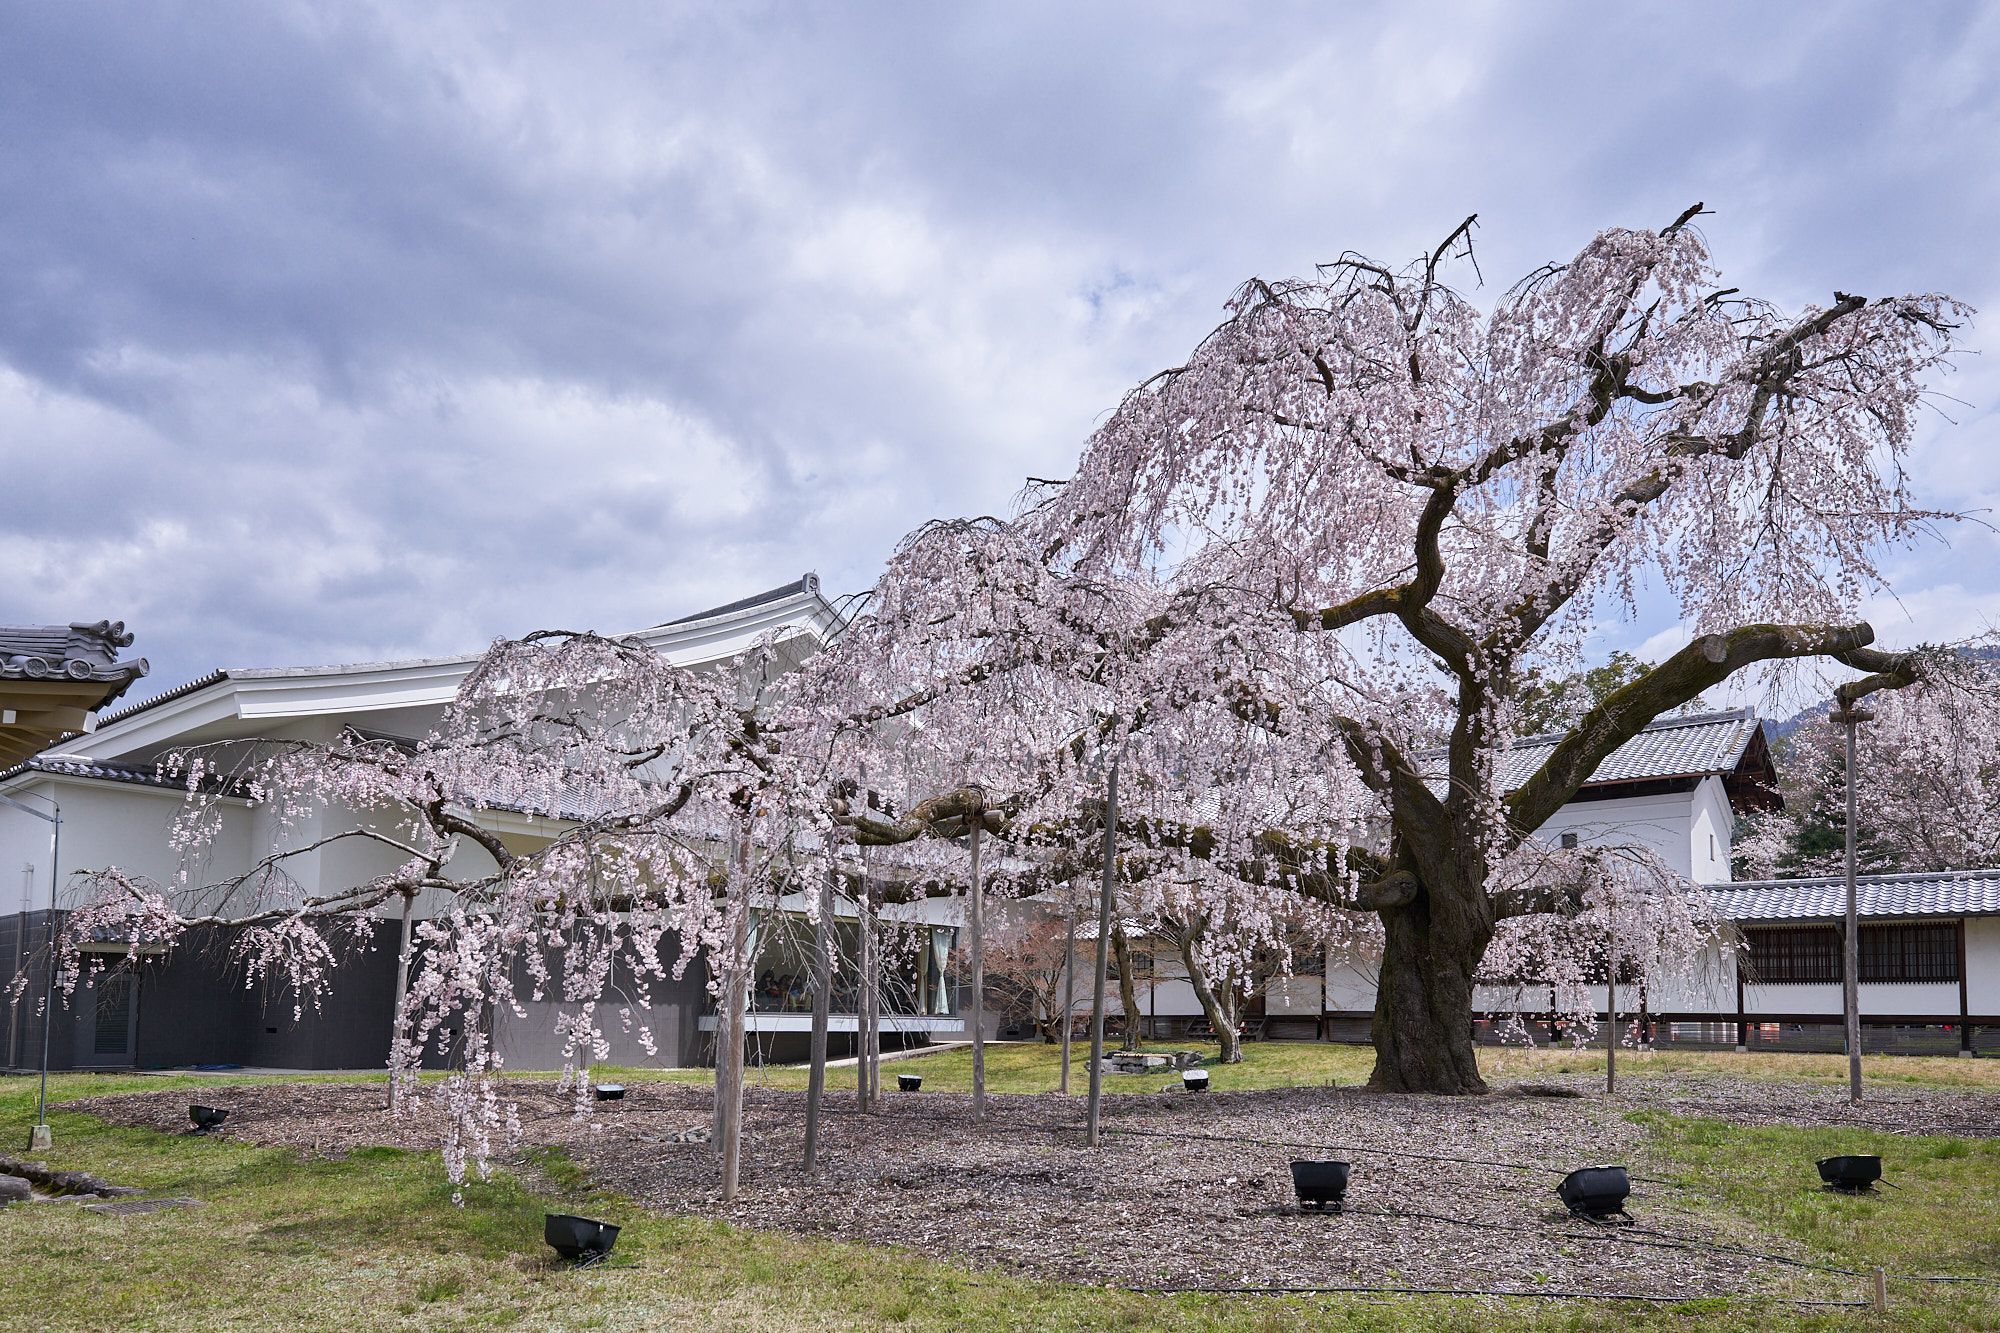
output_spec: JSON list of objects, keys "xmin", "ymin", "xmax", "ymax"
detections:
[{"xmin": 51, "ymin": 575, "xmax": 846, "ymax": 764}]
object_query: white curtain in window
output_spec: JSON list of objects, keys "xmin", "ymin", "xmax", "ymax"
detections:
[{"xmin": 929, "ymin": 927, "xmax": 953, "ymax": 1015}]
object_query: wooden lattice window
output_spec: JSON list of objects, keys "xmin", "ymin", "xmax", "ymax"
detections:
[
  {"xmin": 1859, "ymin": 922, "xmax": 1958, "ymax": 983},
  {"xmin": 1746, "ymin": 921, "xmax": 1959, "ymax": 983},
  {"xmin": 1743, "ymin": 926, "xmax": 1841, "ymax": 983}
]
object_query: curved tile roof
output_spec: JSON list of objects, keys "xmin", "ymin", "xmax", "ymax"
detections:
[
  {"xmin": 1708, "ymin": 868, "xmax": 2000, "ymax": 921},
  {"xmin": 0, "ymin": 620, "xmax": 149, "ymax": 696},
  {"xmin": 1421, "ymin": 707, "xmax": 1765, "ymax": 797}
]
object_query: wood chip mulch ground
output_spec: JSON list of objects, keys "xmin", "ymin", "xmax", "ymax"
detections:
[{"xmin": 70, "ymin": 1071, "xmax": 2000, "ymax": 1302}]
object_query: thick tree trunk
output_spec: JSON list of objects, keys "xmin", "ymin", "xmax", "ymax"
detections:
[
  {"xmin": 1368, "ymin": 891, "xmax": 1489, "ymax": 1095},
  {"xmin": 1176, "ymin": 927, "xmax": 1241, "ymax": 1064},
  {"xmin": 1111, "ymin": 925, "xmax": 1141, "ymax": 1051}
]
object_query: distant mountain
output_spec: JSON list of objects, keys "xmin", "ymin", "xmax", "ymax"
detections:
[
  {"xmin": 1767, "ymin": 700, "xmax": 1829, "ymax": 742},
  {"xmin": 1767, "ymin": 643, "xmax": 1999, "ymax": 741}
]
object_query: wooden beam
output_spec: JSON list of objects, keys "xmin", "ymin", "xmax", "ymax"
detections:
[
  {"xmin": 1, "ymin": 706, "xmax": 92, "ymax": 732},
  {"xmin": 0, "ymin": 679, "xmax": 120, "ymax": 704}
]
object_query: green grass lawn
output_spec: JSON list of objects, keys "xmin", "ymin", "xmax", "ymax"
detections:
[{"xmin": 1, "ymin": 1046, "xmax": 1995, "ymax": 1331}]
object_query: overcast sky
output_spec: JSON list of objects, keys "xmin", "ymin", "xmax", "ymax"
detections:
[{"xmin": 4, "ymin": 2, "xmax": 1997, "ymax": 702}]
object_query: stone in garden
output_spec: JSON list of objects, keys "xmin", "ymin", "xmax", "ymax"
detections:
[{"xmin": 0, "ymin": 1174, "xmax": 30, "ymax": 1204}]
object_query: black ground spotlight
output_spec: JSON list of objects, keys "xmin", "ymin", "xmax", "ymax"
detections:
[
  {"xmin": 1182, "ymin": 1068, "xmax": 1209, "ymax": 1092},
  {"xmin": 544, "ymin": 1212, "xmax": 621, "ymax": 1264},
  {"xmin": 1557, "ymin": 1165, "xmax": 1630, "ymax": 1219},
  {"xmin": 1289, "ymin": 1159, "xmax": 1350, "ymax": 1213},
  {"xmin": 188, "ymin": 1105, "xmax": 229, "ymax": 1134},
  {"xmin": 593, "ymin": 1084, "xmax": 626, "ymax": 1102},
  {"xmin": 897, "ymin": 1073, "xmax": 922, "ymax": 1092},
  {"xmin": 1816, "ymin": 1154, "xmax": 1883, "ymax": 1193}
]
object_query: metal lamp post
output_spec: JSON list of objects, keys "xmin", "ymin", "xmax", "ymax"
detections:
[{"xmin": 0, "ymin": 791, "xmax": 60, "ymax": 1150}]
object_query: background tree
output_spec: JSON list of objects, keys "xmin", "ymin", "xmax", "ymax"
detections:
[
  {"xmin": 975, "ymin": 913, "xmax": 1076, "ymax": 1043},
  {"xmin": 1738, "ymin": 648, "xmax": 2000, "ymax": 877},
  {"xmin": 1512, "ymin": 650, "xmax": 1710, "ymax": 738}
]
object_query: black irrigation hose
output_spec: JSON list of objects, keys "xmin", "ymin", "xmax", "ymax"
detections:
[
  {"xmin": 1342, "ymin": 1205, "xmax": 1868, "ymax": 1284},
  {"xmin": 1128, "ymin": 1282, "xmax": 1871, "ymax": 1307},
  {"xmin": 742, "ymin": 1093, "xmax": 1632, "ymax": 1180}
]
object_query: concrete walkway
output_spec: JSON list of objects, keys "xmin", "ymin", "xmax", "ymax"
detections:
[{"xmin": 815, "ymin": 1039, "xmax": 979, "ymax": 1070}]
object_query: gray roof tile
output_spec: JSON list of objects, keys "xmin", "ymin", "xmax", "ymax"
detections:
[
  {"xmin": 0, "ymin": 620, "xmax": 148, "ymax": 696},
  {"xmin": 1424, "ymin": 708, "xmax": 1763, "ymax": 796},
  {"xmin": 1708, "ymin": 869, "xmax": 2000, "ymax": 921}
]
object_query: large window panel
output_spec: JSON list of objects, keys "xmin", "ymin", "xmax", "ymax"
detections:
[{"xmin": 1745, "ymin": 921, "xmax": 1959, "ymax": 984}]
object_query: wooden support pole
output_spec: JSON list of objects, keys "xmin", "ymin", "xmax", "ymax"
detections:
[
  {"xmin": 1606, "ymin": 971, "xmax": 1617, "ymax": 1095},
  {"xmin": 803, "ymin": 859, "xmax": 834, "ymax": 1171},
  {"xmin": 968, "ymin": 817, "xmax": 987, "ymax": 1122},
  {"xmin": 719, "ymin": 830, "xmax": 753, "ymax": 1201},
  {"xmin": 386, "ymin": 889, "xmax": 416, "ymax": 1112},
  {"xmin": 1606, "ymin": 916, "xmax": 1617, "ymax": 1097},
  {"xmin": 1838, "ymin": 704, "xmax": 1872, "ymax": 1105},
  {"xmin": 858, "ymin": 846, "xmax": 877, "ymax": 1111},
  {"xmin": 1059, "ymin": 894, "xmax": 1077, "ymax": 1095},
  {"xmin": 1086, "ymin": 752, "xmax": 1118, "ymax": 1148}
]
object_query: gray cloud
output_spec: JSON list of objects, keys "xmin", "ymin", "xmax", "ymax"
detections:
[{"xmin": 3, "ymin": 1, "xmax": 1996, "ymax": 692}]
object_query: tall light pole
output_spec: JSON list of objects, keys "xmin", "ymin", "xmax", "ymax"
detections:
[
  {"xmin": 1834, "ymin": 702, "xmax": 1872, "ymax": 1105},
  {"xmin": 0, "ymin": 790, "xmax": 61, "ymax": 1151}
]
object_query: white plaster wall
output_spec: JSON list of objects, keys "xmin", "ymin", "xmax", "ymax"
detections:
[
  {"xmin": 1325, "ymin": 954, "xmax": 1381, "ymax": 1013},
  {"xmin": 1267, "ymin": 976, "xmax": 1321, "ymax": 1016},
  {"xmin": 1144, "ymin": 978, "xmax": 1201, "ymax": 1018},
  {"xmin": 1744, "ymin": 982, "xmax": 1963, "ymax": 1017},
  {"xmin": 1968, "ymin": 918, "xmax": 2000, "ymax": 1014},
  {"xmin": 0, "ymin": 777, "xmax": 255, "ymax": 912},
  {"xmin": 1646, "ymin": 943, "xmax": 1738, "ymax": 1012},
  {"xmin": 1688, "ymin": 777, "xmax": 1735, "ymax": 885},
  {"xmin": 1532, "ymin": 790, "xmax": 1695, "ymax": 879}
]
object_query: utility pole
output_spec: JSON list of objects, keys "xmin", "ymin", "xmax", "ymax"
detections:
[
  {"xmin": 1836, "ymin": 702, "xmax": 1872, "ymax": 1105},
  {"xmin": 1086, "ymin": 751, "xmax": 1118, "ymax": 1148}
]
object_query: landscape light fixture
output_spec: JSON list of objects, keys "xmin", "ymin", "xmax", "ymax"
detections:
[
  {"xmin": 188, "ymin": 1105, "xmax": 229, "ymax": 1134},
  {"xmin": 1182, "ymin": 1068, "xmax": 1209, "ymax": 1093},
  {"xmin": 1816, "ymin": 1154, "xmax": 1883, "ymax": 1193},
  {"xmin": 592, "ymin": 1084, "xmax": 626, "ymax": 1102},
  {"xmin": 897, "ymin": 1073, "xmax": 922, "ymax": 1092},
  {"xmin": 1288, "ymin": 1159, "xmax": 1350, "ymax": 1213},
  {"xmin": 1556, "ymin": 1165, "xmax": 1630, "ymax": 1219},
  {"xmin": 544, "ymin": 1212, "xmax": 620, "ymax": 1264}
]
